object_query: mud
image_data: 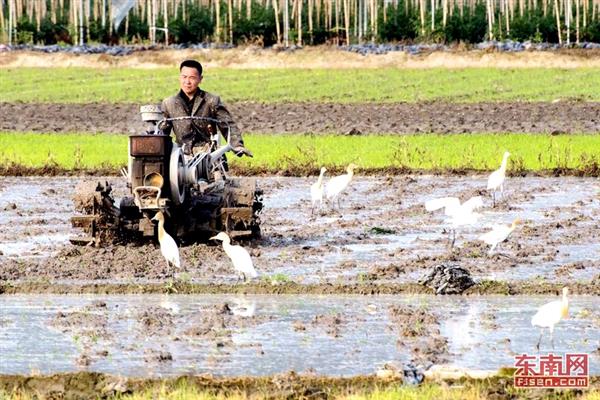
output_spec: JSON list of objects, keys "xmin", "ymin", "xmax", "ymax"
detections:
[
  {"xmin": 1, "ymin": 175, "xmax": 599, "ymax": 294},
  {"xmin": 2, "ymin": 101, "xmax": 600, "ymax": 135}
]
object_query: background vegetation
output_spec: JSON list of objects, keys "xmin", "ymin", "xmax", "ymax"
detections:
[{"xmin": 2, "ymin": 0, "xmax": 599, "ymax": 46}]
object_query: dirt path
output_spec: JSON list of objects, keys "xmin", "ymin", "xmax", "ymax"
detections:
[{"xmin": 2, "ymin": 101, "xmax": 600, "ymax": 134}]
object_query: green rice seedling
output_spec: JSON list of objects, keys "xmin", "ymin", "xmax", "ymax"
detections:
[
  {"xmin": 3, "ymin": 68, "xmax": 600, "ymax": 103},
  {"xmin": 2, "ymin": 132, "xmax": 600, "ymax": 175}
]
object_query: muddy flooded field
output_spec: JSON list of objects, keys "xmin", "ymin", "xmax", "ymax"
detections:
[
  {"xmin": 1, "ymin": 294, "xmax": 598, "ymax": 377},
  {"xmin": 0, "ymin": 175, "xmax": 599, "ymax": 287},
  {"xmin": 2, "ymin": 102, "xmax": 600, "ymax": 135}
]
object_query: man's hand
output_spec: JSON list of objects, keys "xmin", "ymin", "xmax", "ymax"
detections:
[{"xmin": 232, "ymin": 146, "xmax": 253, "ymax": 158}]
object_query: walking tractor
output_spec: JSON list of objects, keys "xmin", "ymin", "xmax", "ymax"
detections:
[{"xmin": 71, "ymin": 105, "xmax": 262, "ymax": 246}]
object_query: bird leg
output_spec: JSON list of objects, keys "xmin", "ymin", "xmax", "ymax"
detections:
[
  {"xmin": 535, "ymin": 331, "xmax": 543, "ymax": 351},
  {"xmin": 450, "ymin": 229, "xmax": 456, "ymax": 250},
  {"xmin": 492, "ymin": 191, "xmax": 496, "ymax": 208}
]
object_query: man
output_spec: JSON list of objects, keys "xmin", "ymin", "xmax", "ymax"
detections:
[{"xmin": 160, "ymin": 59, "xmax": 252, "ymax": 158}]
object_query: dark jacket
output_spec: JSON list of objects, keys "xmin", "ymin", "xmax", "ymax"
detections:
[{"xmin": 161, "ymin": 89, "xmax": 244, "ymax": 148}]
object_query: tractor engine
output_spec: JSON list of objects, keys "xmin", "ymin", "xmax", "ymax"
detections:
[{"xmin": 71, "ymin": 105, "xmax": 262, "ymax": 246}]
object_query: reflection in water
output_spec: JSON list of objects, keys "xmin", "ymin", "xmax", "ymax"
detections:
[{"xmin": 0, "ymin": 294, "xmax": 598, "ymax": 377}]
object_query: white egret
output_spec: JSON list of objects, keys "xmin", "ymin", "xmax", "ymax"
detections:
[
  {"xmin": 487, "ymin": 151, "xmax": 510, "ymax": 207},
  {"xmin": 425, "ymin": 196, "xmax": 484, "ymax": 248},
  {"xmin": 210, "ymin": 232, "xmax": 258, "ymax": 282},
  {"xmin": 479, "ymin": 218, "xmax": 522, "ymax": 255},
  {"xmin": 151, "ymin": 211, "xmax": 181, "ymax": 276},
  {"xmin": 310, "ymin": 167, "xmax": 327, "ymax": 215},
  {"xmin": 325, "ymin": 163, "xmax": 358, "ymax": 210},
  {"xmin": 531, "ymin": 287, "xmax": 569, "ymax": 350}
]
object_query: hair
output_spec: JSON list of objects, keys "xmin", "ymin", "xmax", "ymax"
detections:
[{"xmin": 179, "ymin": 59, "xmax": 203, "ymax": 76}]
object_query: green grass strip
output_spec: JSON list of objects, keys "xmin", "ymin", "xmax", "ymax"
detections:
[
  {"xmin": 1, "ymin": 132, "xmax": 600, "ymax": 175},
  {"xmin": 2, "ymin": 67, "xmax": 600, "ymax": 103}
]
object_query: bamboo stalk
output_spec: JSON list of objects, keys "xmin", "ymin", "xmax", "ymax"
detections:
[
  {"xmin": 343, "ymin": 0, "xmax": 350, "ymax": 43},
  {"xmin": 228, "ymin": 0, "xmax": 233, "ymax": 44},
  {"xmin": 358, "ymin": 0, "xmax": 363, "ymax": 41},
  {"xmin": 297, "ymin": 0, "xmax": 303, "ymax": 45},
  {"xmin": 566, "ymin": 0, "xmax": 570, "ymax": 43},
  {"xmin": 164, "ymin": 0, "xmax": 169, "ymax": 45},
  {"xmin": 419, "ymin": 0, "xmax": 425, "ymax": 34},
  {"xmin": 8, "ymin": 0, "xmax": 14, "ymax": 45},
  {"xmin": 214, "ymin": 0, "xmax": 220, "ymax": 42},
  {"xmin": 0, "ymin": 0, "xmax": 5, "ymax": 37},
  {"xmin": 555, "ymin": 0, "xmax": 562, "ymax": 43},
  {"xmin": 576, "ymin": 0, "xmax": 579, "ymax": 42},
  {"xmin": 443, "ymin": 0, "xmax": 448, "ymax": 26},
  {"xmin": 272, "ymin": 0, "xmax": 281, "ymax": 43},
  {"xmin": 284, "ymin": 0, "xmax": 289, "ymax": 46},
  {"xmin": 335, "ymin": 0, "xmax": 340, "ymax": 44},
  {"xmin": 308, "ymin": 0, "xmax": 313, "ymax": 42}
]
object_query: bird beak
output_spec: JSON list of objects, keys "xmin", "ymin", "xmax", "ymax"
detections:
[{"xmin": 209, "ymin": 235, "xmax": 218, "ymax": 241}]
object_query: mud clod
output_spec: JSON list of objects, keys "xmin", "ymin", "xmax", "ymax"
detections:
[{"xmin": 419, "ymin": 264, "xmax": 475, "ymax": 294}]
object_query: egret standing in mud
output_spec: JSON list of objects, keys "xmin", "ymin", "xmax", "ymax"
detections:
[
  {"xmin": 479, "ymin": 218, "xmax": 522, "ymax": 255},
  {"xmin": 152, "ymin": 211, "xmax": 181, "ymax": 277},
  {"xmin": 310, "ymin": 167, "xmax": 327, "ymax": 215},
  {"xmin": 425, "ymin": 196, "xmax": 484, "ymax": 249},
  {"xmin": 210, "ymin": 232, "xmax": 258, "ymax": 282},
  {"xmin": 487, "ymin": 151, "xmax": 510, "ymax": 207},
  {"xmin": 531, "ymin": 287, "xmax": 569, "ymax": 350},
  {"xmin": 325, "ymin": 163, "xmax": 357, "ymax": 211}
]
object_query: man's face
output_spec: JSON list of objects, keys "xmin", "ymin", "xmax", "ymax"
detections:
[{"xmin": 179, "ymin": 66, "xmax": 202, "ymax": 97}]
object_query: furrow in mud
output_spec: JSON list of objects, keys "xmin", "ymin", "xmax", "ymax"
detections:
[{"xmin": 2, "ymin": 101, "xmax": 600, "ymax": 134}]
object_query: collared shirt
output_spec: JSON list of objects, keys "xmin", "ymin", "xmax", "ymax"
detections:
[{"xmin": 178, "ymin": 89, "xmax": 199, "ymax": 115}]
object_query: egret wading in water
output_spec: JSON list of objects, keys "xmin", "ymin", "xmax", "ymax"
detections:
[
  {"xmin": 531, "ymin": 287, "xmax": 569, "ymax": 350},
  {"xmin": 479, "ymin": 218, "xmax": 522, "ymax": 255},
  {"xmin": 152, "ymin": 211, "xmax": 181, "ymax": 277},
  {"xmin": 425, "ymin": 196, "xmax": 484, "ymax": 249},
  {"xmin": 210, "ymin": 232, "xmax": 258, "ymax": 282},
  {"xmin": 310, "ymin": 167, "xmax": 327, "ymax": 215},
  {"xmin": 487, "ymin": 151, "xmax": 510, "ymax": 207},
  {"xmin": 325, "ymin": 163, "xmax": 358, "ymax": 211}
]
